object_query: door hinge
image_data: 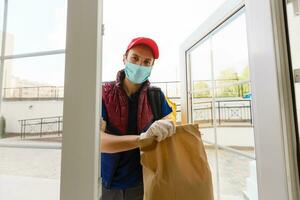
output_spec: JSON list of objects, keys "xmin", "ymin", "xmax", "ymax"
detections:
[
  {"xmin": 101, "ymin": 24, "xmax": 105, "ymax": 36},
  {"xmin": 293, "ymin": 68, "xmax": 300, "ymax": 83}
]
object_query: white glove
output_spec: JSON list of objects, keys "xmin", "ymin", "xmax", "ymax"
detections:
[{"xmin": 140, "ymin": 120, "xmax": 176, "ymax": 142}]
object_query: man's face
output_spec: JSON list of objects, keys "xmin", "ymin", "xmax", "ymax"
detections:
[{"xmin": 123, "ymin": 44, "xmax": 155, "ymax": 67}]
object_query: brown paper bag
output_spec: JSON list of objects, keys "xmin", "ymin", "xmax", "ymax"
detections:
[{"xmin": 139, "ymin": 124, "xmax": 214, "ymax": 200}]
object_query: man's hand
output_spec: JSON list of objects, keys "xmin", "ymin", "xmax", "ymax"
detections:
[{"xmin": 140, "ymin": 120, "xmax": 176, "ymax": 142}]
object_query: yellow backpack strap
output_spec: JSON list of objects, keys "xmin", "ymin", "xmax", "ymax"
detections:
[{"xmin": 165, "ymin": 96, "xmax": 177, "ymax": 122}]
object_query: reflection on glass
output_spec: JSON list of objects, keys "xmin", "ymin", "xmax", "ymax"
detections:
[{"xmin": 5, "ymin": 0, "xmax": 67, "ymax": 55}]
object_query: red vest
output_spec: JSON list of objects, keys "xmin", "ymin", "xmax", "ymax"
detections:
[{"xmin": 102, "ymin": 70, "xmax": 153, "ymax": 134}]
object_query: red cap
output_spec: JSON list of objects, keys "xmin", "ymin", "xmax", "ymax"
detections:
[{"xmin": 126, "ymin": 37, "xmax": 159, "ymax": 59}]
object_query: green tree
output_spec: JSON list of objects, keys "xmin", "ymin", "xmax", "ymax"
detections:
[
  {"xmin": 216, "ymin": 68, "xmax": 239, "ymax": 97},
  {"xmin": 239, "ymin": 66, "xmax": 250, "ymax": 80},
  {"xmin": 193, "ymin": 81, "xmax": 211, "ymax": 98},
  {"xmin": 238, "ymin": 66, "xmax": 250, "ymax": 96}
]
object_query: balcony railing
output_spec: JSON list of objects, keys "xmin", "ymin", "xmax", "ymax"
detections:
[
  {"xmin": 3, "ymin": 86, "xmax": 64, "ymax": 100},
  {"xmin": 2, "ymin": 79, "xmax": 250, "ymax": 100},
  {"xmin": 9, "ymin": 80, "xmax": 252, "ymax": 136},
  {"xmin": 19, "ymin": 116, "xmax": 63, "ymax": 139},
  {"xmin": 191, "ymin": 99, "xmax": 252, "ymax": 127},
  {"xmin": 18, "ymin": 98, "xmax": 252, "ymax": 138}
]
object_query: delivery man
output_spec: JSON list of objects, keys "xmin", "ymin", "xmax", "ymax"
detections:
[{"xmin": 100, "ymin": 37, "xmax": 175, "ymax": 200}]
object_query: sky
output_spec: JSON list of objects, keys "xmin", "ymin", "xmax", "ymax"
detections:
[
  {"xmin": 0, "ymin": 0, "xmax": 249, "ymax": 86},
  {"xmin": 102, "ymin": 0, "xmax": 229, "ymax": 82}
]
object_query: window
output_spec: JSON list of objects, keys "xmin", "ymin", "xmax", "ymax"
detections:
[
  {"xmin": 0, "ymin": 1, "xmax": 67, "ymax": 199},
  {"xmin": 5, "ymin": 0, "xmax": 66, "ymax": 55}
]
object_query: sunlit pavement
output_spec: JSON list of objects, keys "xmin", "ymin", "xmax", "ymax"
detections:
[
  {"xmin": 0, "ymin": 175, "xmax": 60, "ymax": 200},
  {"xmin": 0, "ymin": 127, "xmax": 257, "ymax": 200}
]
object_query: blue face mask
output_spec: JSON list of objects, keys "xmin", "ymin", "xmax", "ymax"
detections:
[{"xmin": 124, "ymin": 62, "xmax": 152, "ymax": 84}]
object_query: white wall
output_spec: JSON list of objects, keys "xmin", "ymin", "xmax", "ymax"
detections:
[{"xmin": 1, "ymin": 100, "xmax": 63, "ymax": 133}]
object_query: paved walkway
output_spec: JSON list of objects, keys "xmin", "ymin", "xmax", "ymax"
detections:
[
  {"xmin": 0, "ymin": 175, "xmax": 60, "ymax": 200},
  {"xmin": 0, "ymin": 134, "xmax": 257, "ymax": 200}
]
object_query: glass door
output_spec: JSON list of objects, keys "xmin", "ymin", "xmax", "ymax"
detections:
[{"xmin": 182, "ymin": 1, "xmax": 259, "ymax": 199}]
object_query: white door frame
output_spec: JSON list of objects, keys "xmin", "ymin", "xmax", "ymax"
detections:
[
  {"xmin": 180, "ymin": 0, "xmax": 300, "ymax": 199},
  {"xmin": 246, "ymin": 0, "xmax": 300, "ymax": 199},
  {"xmin": 60, "ymin": 0, "xmax": 103, "ymax": 199}
]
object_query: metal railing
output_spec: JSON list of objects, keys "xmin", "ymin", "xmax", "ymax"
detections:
[
  {"xmin": 192, "ymin": 99, "xmax": 252, "ymax": 126},
  {"xmin": 17, "ymin": 99, "xmax": 251, "ymax": 138},
  {"xmin": 2, "ymin": 79, "xmax": 250, "ymax": 100},
  {"xmin": 3, "ymin": 86, "xmax": 64, "ymax": 100},
  {"xmin": 2, "ymin": 81, "xmax": 179, "ymax": 100},
  {"xmin": 19, "ymin": 116, "xmax": 63, "ymax": 139},
  {"xmin": 11, "ymin": 80, "xmax": 252, "ymax": 136}
]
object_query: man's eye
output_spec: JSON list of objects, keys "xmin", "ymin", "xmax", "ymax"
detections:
[
  {"xmin": 131, "ymin": 57, "xmax": 138, "ymax": 61},
  {"xmin": 144, "ymin": 61, "xmax": 151, "ymax": 66}
]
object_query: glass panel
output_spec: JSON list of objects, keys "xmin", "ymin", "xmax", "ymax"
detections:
[
  {"xmin": 189, "ymin": 38, "xmax": 215, "ymax": 144},
  {"xmin": 3, "ymin": 54, "xmax": 65, "ymax": 88},
  {"xmin": 189, "ymin": 37, "xmax": 218, "ymax": 198},
  {"xmin": 211, "ymin": 11, "xmax": 255, "ymax": 150},
  {"xmin": 218, "ymin": 149, "xmax": 257, "ymax": 200},
  {"xmin": 0, "ymin": 54, "xmax": 64, "ymax": 200},
  {"xmin": 187, "ymin": 9, "xmax": 258, "ymax": 200},
  {"xmin": 214, "ymin": 85, "xmax": 254, "ymax": 156},
  {"xmin": 211, "ymin": 12, "xmax": 249, "ymax": 95},
  {"xmin": 5, "ymin": 0, "xmax": 67, "ymax": 55},
  {"xmin": 211, "ymin": 10, "xmax": 257, "ymax": 200}
]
